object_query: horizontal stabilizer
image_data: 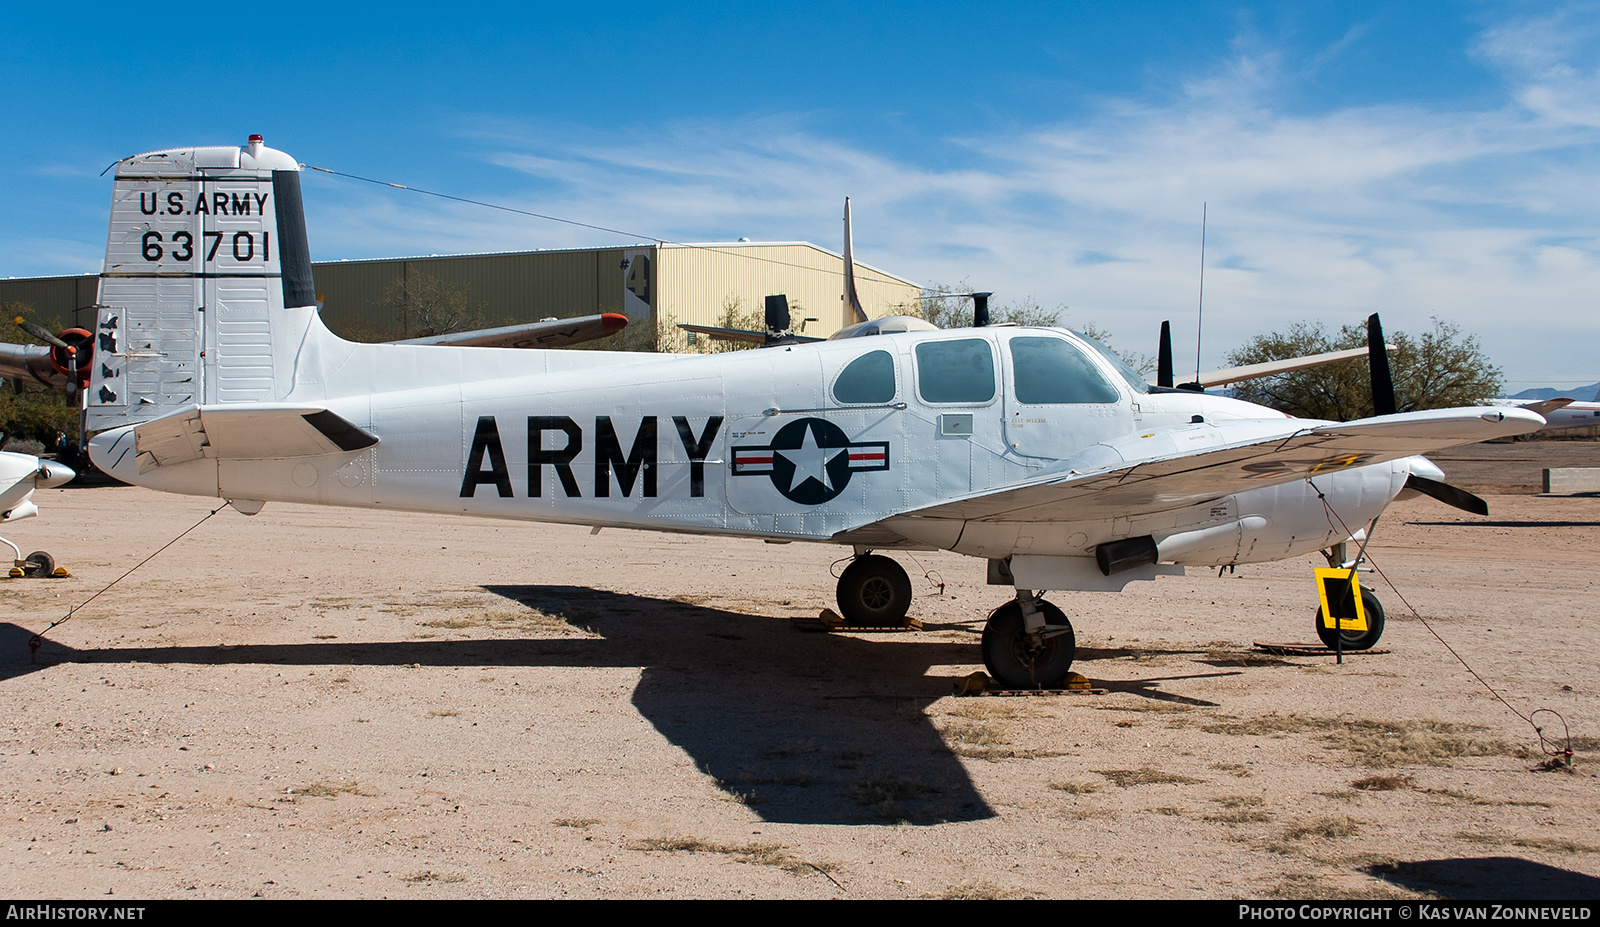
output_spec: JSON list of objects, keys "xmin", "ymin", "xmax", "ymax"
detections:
[
  {"xmin": 396, "ymin": 314, "xmax": 627, "ymax": 349},
  {"xmin": 1519, "ymin": 398, "xmax": 1575, "ymax": 417},
  {"xmin": 123, "ymin": 405, "xmax": 377, "ymax": 474}
]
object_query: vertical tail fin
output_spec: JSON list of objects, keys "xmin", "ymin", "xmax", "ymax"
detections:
[
  {"xmin": 87, "ymin": 136, "xmax": 316, "ymax": 429},
  {"xmin": 842, "ymin": 197, "xmax": 867, "ymax": 325}
]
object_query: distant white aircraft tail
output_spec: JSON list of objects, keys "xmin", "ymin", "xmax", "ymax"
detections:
[
  {"xmin": 842, "ymin": 197, "xmax": 868, "ymax": 325},
  {"xmin": 86, "ymin": 135, "xmax": 316, "ymax": 430}
]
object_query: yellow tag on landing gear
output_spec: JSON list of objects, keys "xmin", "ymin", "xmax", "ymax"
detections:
[{"xmin": 1314, "ymin": 568, "xmax": 1369, "ymax": 633}]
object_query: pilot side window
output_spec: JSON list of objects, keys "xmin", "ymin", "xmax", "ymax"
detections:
[
  {"xmin": 1010, "ymin": 336, "xmax": 1121, "ymax": 404},
  {"xmin": 832, "ymin": 350, "xmax": 897, "ymax": 403},
  {"xmin": 916, "ymin": 338, "xmax": 996, "ymax": 403}
]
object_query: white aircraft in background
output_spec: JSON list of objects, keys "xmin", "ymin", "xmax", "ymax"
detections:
[
  {"xmin": 1489, "ymin": 392, "xmax": 1600, "ymax": 434},
  {"xmin": 77, "ymin": 137, "xmax": 1542, "ymax": 688},
  {"xmin": 0, "ymin": 451, "xmax": 74, "ymax": 576}
]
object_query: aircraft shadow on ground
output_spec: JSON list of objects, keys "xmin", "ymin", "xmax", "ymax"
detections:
[
  {"xmin": 2, "ymin": 584, "xmax": 993, "ymax": 826},
  {"xmin": 1409, "ymin": 519, "xmax": 1600, "ymax": 528},
  {"xmin": 2, "ymin": 585, "xmax": 1257, "ymax": 825},
  {"xmin": 1363, "ymin": 856, "xmax": 1600, "ymax": 900}
]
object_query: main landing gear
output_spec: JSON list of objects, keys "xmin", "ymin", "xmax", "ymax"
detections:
[
  {"xmin": 836, "ymin": 552, "xmax": 913, "ymax": 626},
  {"xmin": 981, "ymin": 591, "xmax": 1076, "ymax": 689}
]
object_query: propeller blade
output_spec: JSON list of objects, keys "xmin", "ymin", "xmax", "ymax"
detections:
[
  {"xmin": 972, "ymin": 292, "xmax": 991, "ymax": 328},
  {"xmin": 1368, "ymin": 313, "xmax": 1396, "ymax": 417},
  {"xmin": 1404, "ymin": 473, "xmax": 1489, "ymax": 516},
  {"xmin": 15, "ymin": 317, "xmax": 72, "ymax": 352},
  {"xmin": 1158, "ymin": 320, "xmax": 1174, "ymax": 388},
  {"xmin": 764, "ymin": 294, "xmax": 793, "ymax": 347}
]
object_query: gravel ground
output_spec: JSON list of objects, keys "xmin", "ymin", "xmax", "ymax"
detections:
[{"xmin": 1, "ymin": 442, "xmax": 1597, "ymax": 899}]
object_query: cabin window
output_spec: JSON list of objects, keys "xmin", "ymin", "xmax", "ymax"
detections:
[
  {"xmin": 915, "ymin": 338, "xmax": 996, "ymax": 403},
  {"xmin": 832, "ymin": 350, "xmax": 897, "ymax": 404},
  {"xmin": 1010, "ymin": 336, "xmax": 1120, "ymax": 404}
]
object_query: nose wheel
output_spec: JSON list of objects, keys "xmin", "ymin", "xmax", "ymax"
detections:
[
  {"xmin": 1316, "ymin": 586, "xmax": 1386, "ymax": 650},
  {"xmin": 836, "ymin": 554, "xmax": 913, "ymax": 626},
  {"xmin": 982, "ymin": 598, "xmax": 1076, "ymax": 689}
]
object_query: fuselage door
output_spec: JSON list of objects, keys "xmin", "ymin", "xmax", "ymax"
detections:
[{"xmin": 1003, "ymin": 333, "xmax": 1132, "ymax": 460}]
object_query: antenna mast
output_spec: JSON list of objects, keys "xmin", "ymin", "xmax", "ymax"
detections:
[{"xmin": 1195, "ymin": 202, "xmax": 1207, "ymax": 383}]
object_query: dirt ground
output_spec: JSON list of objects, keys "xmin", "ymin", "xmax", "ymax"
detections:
[{"xmin": 1, "ymin": 442, "xmax": 1597, "ymax": 899}]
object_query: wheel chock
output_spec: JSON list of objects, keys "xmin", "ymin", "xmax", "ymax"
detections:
[
  {"xmin": 51, "ymin": 567, "xmax": 71, "ymax": 577},
  {"xmin": 818, "ymin": 608, "xmax": 845, "ymax": 629},
  {"xmin": 955, "ymin": 670, "xmax": 1104, "ymax": 697},
  {"xmin": 7, "ymin": 567, "xmax": 22, "ymax": 578}
]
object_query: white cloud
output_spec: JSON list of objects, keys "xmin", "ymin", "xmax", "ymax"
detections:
[{"xmin": 266, "ymin": 8, "xmax": 1600, "ymax": 389}]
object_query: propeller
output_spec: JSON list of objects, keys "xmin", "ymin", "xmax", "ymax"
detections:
[
  {"xmin": 13, "ymin": 317, "xmax": 93, "ymax": 389},
  {"xmin": 972, "ymin": 292, "xmax": 991, "ymax": 328},
  {"xmin": 1367, "ymin": 312, "xmax": 1396, "ymax": 417},
  {"xmin": 1402, "ymin": 472, "xmax": 1488, "ymax": 516},
  {"xmin": 764, "ymin": 294, "xmax": 802, "ymax": 347},
  {"xmin": 1157, "ymin": 321, "xmax": 1175, "ymax": 388}
]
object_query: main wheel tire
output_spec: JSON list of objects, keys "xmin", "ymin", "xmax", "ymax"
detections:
[
  {"xmin": 1315, "ymin": 586, "xmax": 1386, "ymax": 650},
  {"xmin": 22, "ymin": 551, "xmax": 54, "ymax": 578},
  {"xmin": 982, "ymin": 600, "xmax": 1076, "ymax": 689},
  {"xmin": 836, "ymin": 555, "xmax": 913, "ymax": 626}
]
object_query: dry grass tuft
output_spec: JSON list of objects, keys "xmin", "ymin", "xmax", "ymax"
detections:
[
  {"xmin": 290, "ymin": 779, "xmax": 374, "ymax": 799},
  {"xmin": 630, "ymin": 836, "xmax": 837, "ymax": 875},
  {"xmin": 1203, "ymin": 712, "xmax": 1528, "ymax": 766},
  {"xmin": 1205, "ymin": 809, "xmax": 1274, "ymax": 824},
  {"xmin": 400, "ymin": 870, "xmax": 465, "ymax": 883},
  {"xmin": 422, "ymin": 606, "xmax": 599, "ymax": 637},
  {"xmin": 1352, "ymin": 774, "xmax": 1413, "ymax": 791},
  {"xmin": 1284, "ymin": 816, "xmax": 1363, "ymax": 840},
  {"xmin": 553, "ymin": 818, "xmax": 601, "ymax": 829},
  {"xmin": 1456, "ymin": 832, "xmax": 1599, "ymax": 854},
  {"xmin": 1213, "ymin": 795, "xmax": 1266, "ymax": 808},
  {"xmin": 948, "ymin": 701, "xmax": 1037, "ymax": 721},
  {"xmin": 1049, "ymin": 780, "xmax": 1102, "ymax": 794},
  {"xmin": 931, "ymin": 881, "xmax": 1021, "ymax": 900},
  {"xmin": 1094, "ymin": 767, "xmax": 1204, "ymax": 788},
  {"xmin": 944, "ymin": 722, "xmax": 1011, "ymax": 746}
]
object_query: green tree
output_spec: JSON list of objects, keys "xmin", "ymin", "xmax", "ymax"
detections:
[{"xmin": 1225, "ymin": 317, "xmax": 1502, "ymax": 421}]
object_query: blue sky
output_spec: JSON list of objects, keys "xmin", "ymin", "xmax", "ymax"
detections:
[{"xmin": 4, "ymin": 2, "xmax": 1599, "ymax": 391}]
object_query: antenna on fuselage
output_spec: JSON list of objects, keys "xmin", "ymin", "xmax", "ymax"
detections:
[{"xmin": 1194, "ymin": 202, "xmax": 1207, "ymax": 385}]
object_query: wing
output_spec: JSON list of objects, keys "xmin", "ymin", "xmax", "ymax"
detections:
[
  {"xmin": 896, "ymin": 407, "xmax": 1544, "ymax": 524},
  {"xmin": 395, "ymin": 313, "xmax": 627, "ymax": 349},
  {"xmin": 0, "ymin": 343, "xmax": 68, "ymax": 388},
  {"xmin": 1195, "ymin": 346, "xmax": 1374, "ymax": 388}
]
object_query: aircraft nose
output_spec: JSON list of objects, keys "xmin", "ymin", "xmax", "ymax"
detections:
[{"xmin": 36, "ymin": 460, "xmax": 75, "ymax": 488}]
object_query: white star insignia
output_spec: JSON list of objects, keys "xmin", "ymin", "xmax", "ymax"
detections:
[{"xmin": 777, "ymin": 422, "xmax": 842, "ymax": 494}]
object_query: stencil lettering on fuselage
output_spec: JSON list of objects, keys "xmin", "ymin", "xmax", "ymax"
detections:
[{"xmin": 458, "ymin": 414, "xmax": 723, "ymax": 500}]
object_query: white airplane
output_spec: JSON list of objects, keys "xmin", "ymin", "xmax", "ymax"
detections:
[
  {"xmin": 1489, "ymin": 394, "xmax": 1600, "ymax": 434},
  {"xmin": 77, "ymin": 137, "xmax": 1543, "ymax": 687},
  {"xmin": 0, "ymin": 450, "xmax": 74, "ymax": 575}
]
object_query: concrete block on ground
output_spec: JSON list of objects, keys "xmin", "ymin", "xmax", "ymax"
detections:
[{"xmin": 1543, "ymin": 467, "xmax": 1600, "ymax": 493}]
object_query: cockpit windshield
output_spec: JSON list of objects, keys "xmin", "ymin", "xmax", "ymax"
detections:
[{"xmin": 1070, "ymin": 330, "xmax": 1151, "ymax": 395}]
